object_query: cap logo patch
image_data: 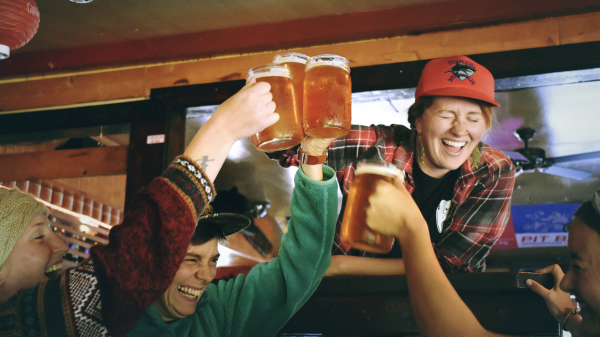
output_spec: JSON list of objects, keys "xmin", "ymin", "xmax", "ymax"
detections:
[{"xmin": 445, "ymin": 60, "xmax": 476, "ymax": 85}]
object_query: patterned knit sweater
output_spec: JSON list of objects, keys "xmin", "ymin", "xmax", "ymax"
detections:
[{"xmin": 0, "ymin": 156, "xmax": 214, "ymax": 337}]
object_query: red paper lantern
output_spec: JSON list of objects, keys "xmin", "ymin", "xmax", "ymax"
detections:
[{"xmin": 0, "ymin": 0, "xmax": 40, "ymax": 59}]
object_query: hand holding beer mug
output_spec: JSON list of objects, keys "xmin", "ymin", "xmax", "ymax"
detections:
[
  {"xmin": 365, "ymin": 169, "xmax": 428, "ymax": 243},
  {"xmin": 303, "ymin": 54, "xmax": 352, "ymax": 139},
  {"xmin": 246, "ymin": 63, "xmax": 304, "ymax": 151},
  {"xmin": 340, "ymin": 161, "xmax": 404, "ymax": 253}
]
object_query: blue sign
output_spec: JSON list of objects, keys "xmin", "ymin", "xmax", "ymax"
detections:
[
  {"xmin": 511, "ymin": 203, "xmax": 581, "ymax": 247},
  {"xmin": 511, "ymin": 203, "xmax": 580, "ymax": 234}
]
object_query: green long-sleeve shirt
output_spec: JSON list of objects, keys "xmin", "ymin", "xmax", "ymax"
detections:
[{"xmin": 125, "ymin": 165, "xmax": 338, "ymax": 337}]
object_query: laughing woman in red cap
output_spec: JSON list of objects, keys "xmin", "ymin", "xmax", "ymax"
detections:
[{"xmin": 269, "ymin": 55, "xmax": 516, "ymax": 275}]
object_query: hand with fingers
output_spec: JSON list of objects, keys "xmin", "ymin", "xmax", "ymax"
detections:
[
  {"xmin": 209, "ymin": 79, "xmax": 279, "ymax": 143},
  {"xmin": 300, "ymin": 136, "xmax": 334, "ymax": 156},
  {"xmin": 365, "ymin": 173, "xmax": 423, "ymax": 242},
  {"xmin": 526, "ymin": 264, "xmax": 580, "ymax": 325}
]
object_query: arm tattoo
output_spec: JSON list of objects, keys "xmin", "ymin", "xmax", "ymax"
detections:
[{"xmin": 195, "ymin": 156, "xmax": 214, "ymax": 171}]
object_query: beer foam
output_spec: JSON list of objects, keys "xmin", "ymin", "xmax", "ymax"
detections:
[
  {"xmin": 306, "ymin": 54, "xmax": 350, "ymax": 73},
  {"xmin": 355, "ymin": 163, "xmax": 403, "ymax": 179},
  {"xmin": 246, "ymin": 64, "xmax": 292, "ymax": 82},
  {"xmin": 273, "ymin": 53, "xmax": 309, "ymax": 64}
]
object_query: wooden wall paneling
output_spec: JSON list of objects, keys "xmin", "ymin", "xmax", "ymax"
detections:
[
  {"xmin": 53, "ymin": 175, "xmax": 127, "ymax": 211},
  {"xmin": 0, "ymin": 146, "xmax": 128, "ymax": 181},
  {"xmin": 2, "ymin": 12, "xmax": 600, "ymax": 112},
  {"xmin": 2, "ymin": 0, "xmax": 600, "ymax": 77},
  {"xmin": 146, "ymin": 17, "xmax": 562, "ymax": 90},
  {"xmin": 559, "ymin": 11, "xmax": 600, "ymax": 44},
  {"xmin": 0, "ymin": 68, "xmax": 148, "ymax": 113},
  {"xmin": 0, "ymin": 140, "xmax": 67, "ymax": 154},
  {"xmin": 0, "ymin": 13, "xmax": 600, "ymax": 111},
  {"xmin": 151, "ymin": 41, "xmax": 600, "ymax": 108}
]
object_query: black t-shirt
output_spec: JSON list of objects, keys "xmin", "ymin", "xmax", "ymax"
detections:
[{"xmin": 382, "ymin": 161, "xmax": 459, "ymax": 258}]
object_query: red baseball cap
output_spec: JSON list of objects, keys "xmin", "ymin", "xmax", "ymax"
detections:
[{"xmin": 415, "ymin": 55, "xmax": 500, "ymax": 107}]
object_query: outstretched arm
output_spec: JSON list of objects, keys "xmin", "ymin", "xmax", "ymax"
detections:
[
  {"xmin": 184, "ymin": 80, "xmax": 278, "ymax": 181},
  {"xmin": 325, "ymin": 256, "xmax": 405, "ymax": 276},
  {"xmin": 0, "ymin": 81, "xmax": 278, "ymax": 337},
  {"xmin": 366, "ymin": 178, "xmax": 509, "ymax": 337},
  {"xmin": 216, "ymin": 137, "xmax": 339, "ymax": 337},
  {"xmin": 95, "ymin": 80, "xmax": 279, "ymax": 335}
]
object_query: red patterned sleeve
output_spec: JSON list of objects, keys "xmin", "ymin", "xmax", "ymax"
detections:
[{"xmin": 69, "ymin": 156, "xmax": 215, "ymax": 336}]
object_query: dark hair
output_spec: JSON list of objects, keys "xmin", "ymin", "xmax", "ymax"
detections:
[
  {"xmin": 190, "ymin": 223, "xmax": 227, "ymax": 246},
  {"xmin": 407, "ymin": 96, "xmax": 493, "ymax": 130},
  {"xmin": 574, "ymin": 201, "xmax": 600, "ymax": 235}
]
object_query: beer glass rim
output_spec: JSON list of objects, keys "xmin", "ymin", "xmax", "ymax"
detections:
[
  {"xmin": 355, "ymin": 161, "xmax": 403, "ymax": 178},
  {"xmin": 246, "ymin": 63, "xmax": 292, "ymax": 83},
  {"xmin": 305, "ymin": 54, "xmax": 350, "ymax": 73},
  {"xmin": 273, "ymin": 52, "xmax": 310, "ymax": 64}
]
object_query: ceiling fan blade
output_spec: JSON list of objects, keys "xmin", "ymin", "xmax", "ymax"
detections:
[
  {"xmin": 502, "ymin": 150, "xmax": 529, "ymax": 161},
  {"xmin": 540, "ymin": 166, "xmax": 593, "ymax": 181},
  {"xmin": 549, "ymin": 151, "xmax": 600, "ymax": 164}
]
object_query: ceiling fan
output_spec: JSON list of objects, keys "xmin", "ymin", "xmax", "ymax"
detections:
[{"xmin": 503, "ymin": 127, "xmax": 600, "ymax": 181}]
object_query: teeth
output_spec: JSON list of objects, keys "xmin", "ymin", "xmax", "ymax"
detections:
[
  {"xmin": 45, "ymin": 263, "xmax": 63, "ymax": 274},
  {"xmin": 177, "ymin": 286, "xmax": 203, "ymax": 298},
  {"xmin": 443, "ymin": 139, "xmax": 466, "ymax": 148}
]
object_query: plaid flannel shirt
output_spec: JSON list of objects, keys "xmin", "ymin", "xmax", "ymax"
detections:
[{"xmin": 268, "ymin": 124, "xmax": 516, "ymax": 273}]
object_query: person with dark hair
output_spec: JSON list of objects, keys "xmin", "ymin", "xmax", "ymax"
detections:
[
  {"xmin": 0, "ymin": 80, "xmax": 278, "ymax": 337},
  {"xmin": 269, "ymin": 55, "xmax": 516, "ymax": 275},
  {"xmin": 365, "ymin": 178, "xmax": 600, "ymax": 336},
  {"xmin": 124, "ymin": 136, "xmax": 340, "ymax": 337}
]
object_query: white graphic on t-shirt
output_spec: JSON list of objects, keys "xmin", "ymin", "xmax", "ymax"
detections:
[{"xmin": 436, "ymin": 200, "xmax": 452, "ymax": 233}]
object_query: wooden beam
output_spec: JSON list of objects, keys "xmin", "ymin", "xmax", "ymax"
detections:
[
  {"xmin": 0, "ymin": 146, "xmax": 128, "ymax": 181},
  {"xmin": 152, "ymin": 40, "xmax": 600, "ymax": 108},
  {"xmin": 3, "ymin": 0, "xmax": 600, "ymax": 77},
  {"xmin": 2, "ymin": 11, "xmax": 600, "ymax": 112}
]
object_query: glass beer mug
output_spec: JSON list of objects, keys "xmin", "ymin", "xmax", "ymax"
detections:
[
  {"xmin": 273, "ymin": 52, "xmax": 310, "ymax": 133},
  {"xmin": 303, "ymin": 54, "xmax": 352, "ymax": 138},
  {"xmin": 340, "ymin": 161, "xmax": 403, "ymax": 254},
  {"xmin": 246, "ymin": 63, "xmax": 303, "ymax": 152}
]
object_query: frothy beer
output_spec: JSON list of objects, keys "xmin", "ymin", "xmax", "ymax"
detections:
[
  {"xmin": 246, "ymin": 64, "xmax": 303, "ymax": 152},
  {"xmin": 303, "ymin": 54, "xmax": 352, "ymax": 139},
  {"xmin": 273, "ymin": 53, "xmax": 309, "ymax": 134},
  {"xmin": 340, "ymin": 162, "xmax": 402, "ymax": 254}
]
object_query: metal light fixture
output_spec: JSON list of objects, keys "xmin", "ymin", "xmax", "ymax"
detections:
[{"xmin": 69, "ymin": 0, "xmax": 93, "ymax": 3}]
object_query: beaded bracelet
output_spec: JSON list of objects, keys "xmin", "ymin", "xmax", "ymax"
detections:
[{"xmin": 562, "ymin": 308, "xmax": 581, "ymax": 331}]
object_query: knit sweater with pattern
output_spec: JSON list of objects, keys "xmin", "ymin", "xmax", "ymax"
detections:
[
  {"xmin": 124, "ymin": 165, "xmax": 339, "ymax": 337},
  {"xmin": 0, "ymin": 156, "xmax": 214, "ymax": 337}
]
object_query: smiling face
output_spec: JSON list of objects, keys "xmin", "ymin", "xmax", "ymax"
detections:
[
  {"xmin": 0, "ymin": 214, "xmax": 69, "ymax": 302},
  {"xmin": 415, "ymin": 96, "xmax": 488, "ymax": 178},
  {"xmin": 154, "ymin": 238, "xmax": 220, "ymax": 321},
  {"xmin": 560, "ymin": 217, "xmax": 600, "ymax": 335}
]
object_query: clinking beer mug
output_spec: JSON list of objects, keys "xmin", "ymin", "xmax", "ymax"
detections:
[
  {"xmin": 303, "ymin": 54, "xmax": 352, "ymax": 139},
  {"xmin": 273, "ymin": 52, "xmax": 310, "ymax": 136},
  {"xmin": 246, "ymin": 63, "xmax": 303, "ymax": 152},
  {"xmin": 340, "ymin": 161, "xmax": 404, "ymax": 254}
]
